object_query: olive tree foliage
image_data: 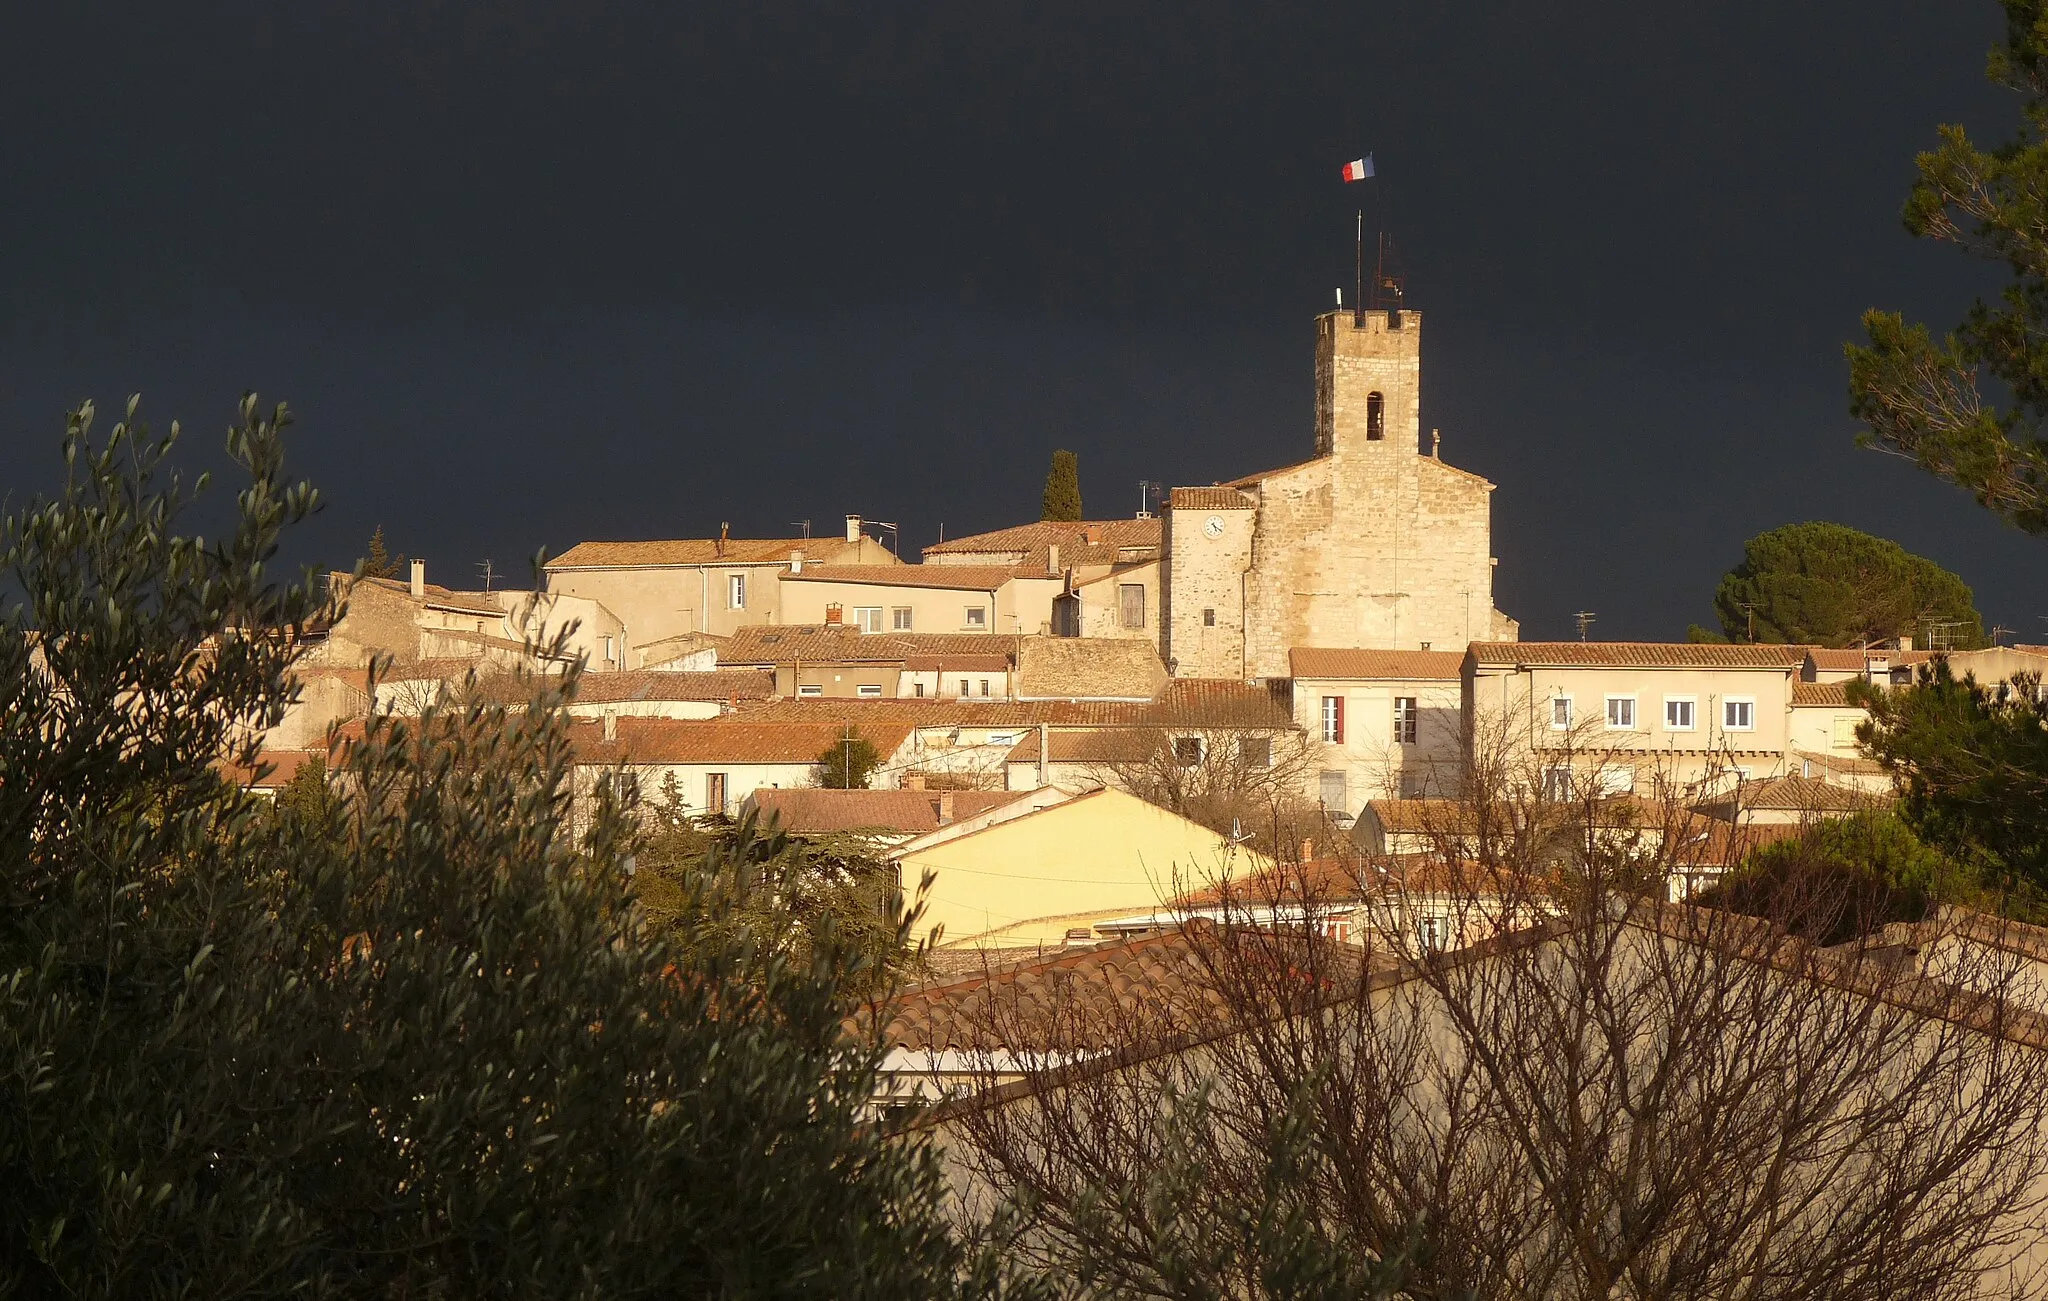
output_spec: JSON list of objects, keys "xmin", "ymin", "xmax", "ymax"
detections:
[
  {"xmin": 1849, "ymin": 0, "xmax": 2048, "ymax": 535},
  {"xmin": 0, "ymin": 397, "xmax": 1031, "ymax": 1299}
]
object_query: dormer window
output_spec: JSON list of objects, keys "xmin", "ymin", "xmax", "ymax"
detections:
[{"xmin": 1366, "ymin": 391, "xmax": 1385, "ymax": 441}]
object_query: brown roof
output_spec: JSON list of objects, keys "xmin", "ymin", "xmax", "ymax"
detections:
[
  {"xmin": 219, "ymin": 749, "xmax": 320, "ymax": 790},
  {"xmin": 350, "ymin": 574, "xmax": 504, "ymax": 617},
  {"xmin": 1167, "ymin": 486, "xmax": 1256, "ymax": 511},
  {"xmin": 572, "ymin": 718, "xmax": 913, "ymax": 765},
  {"xmin": 922, "ymin": 519, "xmax": 1163, "ymax": 569},
  {"xmin": 782, "ymin": 564, "xmax": 1040, "ymax": 589},
  {"xmin": 1014, "ymin": 636, "xmax": 1169, "ymax": 700},
  {"xmin": 1795, "ymin": 749, "xmax": 1886, "ymax": 778},
  {"xmin": 545, "ymin": 537, "xmax": 868, "ymax": 569},
  {"xmin": 718, "ymin": 626, "xmax": 1021, "ymax": 667},
  {"xmin": 1791, "ymin": 680, "xmax": 1855, "ymax": 707},
  {"xmin": 1739, "ymin": 774, "xmax": 1890, "ymax": 813},
  {"xmin": 1170, "ymin": 857, "xmax": 1378, "ymax": 907},
  {"xmin": 1467, "ymin": 641, "xmax": 1807, "ymax": 669},
  {"xmin": 1290, "ymin": 647, "xmax": 1465, "ymax": 681},
  {"xmin": 747, "ymin": 787, "xmax": 1027, "ymax": 835},
  {"xmin": 570, "ymin": 669, "xmax": 775, "ymax": 704},
  {"xmin": 1003, "ymin": 729, "xmax": 1163, "ymax": 764},
  {"xmin": 1145, "ymin": 678, "xmax": 1294, "ymax": 727},
  {"xmin": 731, "ymin": 698, "xmax": 1145, "ymax": 728},
  {"xmin": 881, "ymin": 930, "xmax": 1236, "ymax": 1053},
  {"xmin": 1806, "ymin": 647, "xmax": 1936, "ymax": 672}
]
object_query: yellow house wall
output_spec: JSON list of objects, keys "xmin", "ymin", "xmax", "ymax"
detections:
[
  {"xmin": 1296, "ymin": 675, "xmax": 1464, "ymax": 809},
  {"xmin": 898, "ymin": 788, "xmax": 1265, "ymax": 949}
]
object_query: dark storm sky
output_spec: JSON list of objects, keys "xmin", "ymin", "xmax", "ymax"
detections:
[{"xmin": 0, "ymin": 2, "xmax": 2038, "ymax": 641}]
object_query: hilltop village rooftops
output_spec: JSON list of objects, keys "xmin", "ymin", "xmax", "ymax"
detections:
[
  {"xmin": 718, "ymin": 626, "xmax": 1024, "ymax": 666},
  {"xmin": 1289, "ymin": 648, "xmax": 1467, "ymax": 680},
  {"xmin": 921, "ymin": 518, "xmax": 1162, "ymax": 568},
  {"xmin": 748, "ymin": 787, "xmax": 1029, "ymax": 836},
  {"xmin": 1465, "ymin": 641, "xmax": 1810, "ymax": 670},
  {"xmin": 544, "ymin": 536, "xmax": 874, "ymax": 569},
  {"xmin": 567, "ymin": 669, "xmax": 776, "ymax": 704}
]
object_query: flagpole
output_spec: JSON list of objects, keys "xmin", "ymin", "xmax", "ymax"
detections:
[{"xmin": 1353, "ymin": 209, "xmax": 1364, "ymax": 328}]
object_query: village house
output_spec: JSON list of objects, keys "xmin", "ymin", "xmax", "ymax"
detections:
[
  {"xmin": 743, "ymin": 786, "xmax": 1030, "ymax": 847},
  {"xmin": 1463, "ymin": 641, "xmax": 1811, "ymax": 800},
  {"xmin": 1290, "ymin": 647, "xmax": 1466, "ymax": 817},
  {"xmin": 718, "ymin": 625, "xmax": 1024, "ymax": 700},
  {"xmin": 541, "ymin": 515, "xmax": 897, "ymax": 655},
  {"xmin": 923, "ymin": 518, "xmax": 1164, "ymax": 643},
  {"xmin": 778, "ymin": 564, "xmax": 1065, "ymax": 638},
  {"xmin": 570, "ymin": 715, "xmax": 918, "ymax": 820}
]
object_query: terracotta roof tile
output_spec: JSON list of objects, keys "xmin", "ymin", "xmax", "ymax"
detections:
[
  {"xmin": 1003, "ymin": 729, "xmax": 1163, "ymax": 764},
  {"xmin": 1804, "ymin": 647, "xmax": 1936, "ymax": 671},
  {"xmin": 1168, "ymin": 486, "xmax": 1256, "ymax": 511},
  {"xmin": 718, "ymin": 626, "xmax": 1020, "ymax": 666},
  {"xmin": 1014, "ymin": 637, "xmax": 1169, "ymax": 700},
  {"xmin": 1739, "ymin": 774, "xmax": 1889, "ymax": 812},
  {"xmin": 922, "ymin": 519, "xmax": 1162, "ymax": 569},
  {"xmin": 747, "ymin": 787, "xmax": 1027, "ymax": 835},
  {"xmin": 545, "ymin": 537, "xmax": 871, "ymax": 569},
  {"xmin": 571, "ymin": 669, "xmax": 775, "ymax": 704},
  {"xmin": 349, "ymin": 574, "xmax": 504, "ymax": 616},
  {"xmin": 1791, "ymin": 680, "xmax": 1855, "ymax": 706},
  {"xmin": 1466, "ymin": 641, "xmax": 1807, "ymax": 669},
  {"xmin": 1289, "ymin": 647, "xmax": 1465, "ymax": 681},
  {"xmin": 1795, "ymin": 748, "xmax": 1885, "ymax": 778},
  {"xmin": 1144, "ymin": 678, "xmax": 1294, "ymax": 726},
  {"xmin": 571, "ymin": 717, "xmax": 912, "ymax": 765}
]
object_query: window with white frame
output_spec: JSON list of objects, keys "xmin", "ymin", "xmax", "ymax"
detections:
[
  {"xmin": 727, "ymin": 573, "xmax": 747, "ymax": 609},
  {"xmin": 1550, "ymin": 695, "xmax": 1574, "ymax": 730},
  {"xmin": 963, "ymin": 606, "xmax": 987, "ymax": 628},
  {"xmin": 797, "ymin": 684, "xmax": 822, "ymax": 698},
  {"xmin": 856, "ymin": 683, "xmax": 883, "ymax": 698},
  {"xmin": 853, "ymin": 606, "xmax": 883, "ymax": 633},
  {"xmin": 891, "ymin": 606, "xmax": 913, "ymax": 630},
  {"xmin": 957, "ymin": 679, "xmax": 971, "ymax": 697},
  {"xmin": 1604, "ymin": 695, "xmax": 1636, "ymax": 730},
  {"xmin": 1393, "ymin": 696, "xmax": 1418, "ymax": 744},
  {"xmin": 1664, "ymin": 696, "xmax": 1696, "ymax": 731},
  {"xmin": 978, "ymin": 679, "xmax": 991, "ymax": 697},
  {"xmin": 1723, "ymin": 697, "xmax": 1755, "ymax": 731},
  {"xmin": 1598, "ymin": 765, "xmax": 1636, "ymax": 795},
  {"xmin": 1320, "ymin": 695, "xmax": 1344, "ymax": 743},
  {"xmin": 1417, "ymin": 915, "xmax": 1443, "ymax": 953}
]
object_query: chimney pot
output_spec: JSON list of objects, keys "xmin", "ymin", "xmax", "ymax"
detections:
[
  {"xmin": 845, "ymin": 515, "xmax": 862, "ymax": 544},
  {"xmin": 905, "ymin": 772, "xmax": 926, "ymax": 791},
  {"xmin": 1898, "ymin": 634, "xmax": 1914, "ymax": 652},
  {"xmin": 825, "ymin": 603, "xmax": 843, "ymax": 626},
  {"xmin": 408, "ymin": 558, "xmax": 425, "ymax": 598}
]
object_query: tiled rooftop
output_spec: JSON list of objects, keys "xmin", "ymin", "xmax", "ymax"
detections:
[
  {"xmin": 1014, "ymin": 637, "xmax": 1169, "ymax": 700},
  {"xmin": 1467, "ymin": 641, "xmax": 1809, "ymax": 669},
  {"xmin": 1167, "ymin": 486, "xmax": 1256, "ymax": 511},
  {"xmin": 1791, "ymin": 680, "xmax": 1855, "ymax": 707},
  {"xmin": 571, "ymin": 717, "xmax": 914, "ymax": 765},
  {"xmin": 1805, "ymin": 647, "xmax": 1935, "ymax": 672},
  {"xmin": 719, "ymin": 626, "xmax": 1021, "ymax": 666},
  {"xmin": 748, "ymin": 787, "xmax": 1027, "ymax": 835},
  {"xmin": 1001, "ymin": 729, "xmax": 1162, "ymax": 764},
  {"xmin": 570, "ymin": 669, "xmax": 775, "ymax": 704},
  {"xmin": 782, "ymin": 564, "xmax": 1042, "ymax": 589},
  {"xmin": 731, "ymin": 698, "xmax": 1146, "ymax": 727},
  {"xmin": 922, "ymin": 519, "xmax": 1163, "ymax": 570},
  {"xmin": 545, "ymin": 537, "xmax": 868, "ymax": 569},
  {"xmin": 1289, "ymin": 647, "xmax": 1466, "ymax": 681}
]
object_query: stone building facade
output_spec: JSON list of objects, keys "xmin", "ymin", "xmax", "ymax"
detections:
[{"xmin": 1164, "ymin": 310, "xmax": 1516, "ymax": 680}]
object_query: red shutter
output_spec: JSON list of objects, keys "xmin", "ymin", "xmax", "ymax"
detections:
[{"xmin": 1335, "ymin": 695, "xmax": 1345, "ymax": 743}]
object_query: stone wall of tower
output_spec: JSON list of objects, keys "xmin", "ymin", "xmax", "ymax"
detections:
[
  {"xmin": 1241, "ymin": 311, "xmax": 1510, "ymax": 679},
  {"xmin": 1161, "ymin": 491, "xmax": 1256, "ymax": 678}
]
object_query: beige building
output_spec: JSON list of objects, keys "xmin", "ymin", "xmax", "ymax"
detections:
[
  {"xmin": 1164, "ymin": 310, "xmax": 1516, "ymax": 680},
  {"xmin": 1464, "ymin": 642, "xmax": 1810, "ymax": 800},
  {"xmin": 571, "ymin": 716, "xmax": 918, "ymax": 820},
  {"xmin": 542, "ymin": 516, "xmax": 896, "ymax": 654},
  {"xmin": 924, "ymin": 519, "xmax": 1163, "ymax": 644},
  {"xmin": 1290, "ymin": 647, "xmax": 1466, "ymax": 817},
  {"xmin": 778, "ymin": 565, "xmax": 1063, "ymax": 637}
]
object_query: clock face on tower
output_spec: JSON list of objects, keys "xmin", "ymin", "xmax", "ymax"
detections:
[{"xmin": 1203, "ymin": 516, "xmax": 1225, "ymax": 539}]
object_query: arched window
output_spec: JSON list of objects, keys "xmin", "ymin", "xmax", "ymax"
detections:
[{"xmin": 1366, "ymin": 391, "xmax": 1385, "ymax": 441}]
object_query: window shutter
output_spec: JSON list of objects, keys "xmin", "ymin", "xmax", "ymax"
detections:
[{"xmin": 1334, "ymin": 694, "xmax": 1345, "ymax": 744}]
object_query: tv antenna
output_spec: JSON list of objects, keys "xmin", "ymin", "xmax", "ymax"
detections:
[
  {"xmin": 476, "ymin": 558, "xmax": 496, "ymax": 591},
  {"xmin": 790, "ymin": 520, "xmax": 812, "ymax": 540},
  {"xmin": 865, "ymin": 519, "xmax": 901, "ymax": 556},
  {"xmin": 1574, "ymin": 611, "xmax": 1598, "ymax": 642},
  {"xmin": 1136, "ymin": 480, "xmax": 1162, "ymax": 519}
]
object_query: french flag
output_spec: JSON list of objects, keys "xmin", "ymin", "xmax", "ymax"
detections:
[{"xmin": 1341, "ymin": 156, "xmax": 1374, "ymax": 182}]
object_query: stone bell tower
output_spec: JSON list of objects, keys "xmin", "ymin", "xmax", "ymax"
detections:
[{"xmin": 1315, "ymin": 308, "xmax": 1423, "ymax": 458}]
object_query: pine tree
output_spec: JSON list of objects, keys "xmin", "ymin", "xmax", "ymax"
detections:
[
  {"xmin": 1711, "ymin": 521, "xmax": 1982, "ymax": 648},
  {"xmin": 1040, "ymin": 449, "xmax": 1083, "ymax": 522},
  {"xmin": 362, "ymin": 523, "xmax": 405, "ymax": 579}
]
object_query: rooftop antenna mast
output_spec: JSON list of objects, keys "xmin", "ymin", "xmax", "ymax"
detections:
[
  {"xmin": 791, "ymin": 519, "xmax": 812, "ymax": 540},
  {"xmin": 1353, "ymin": 210, "xmax": 1365, "ymax": 328},
  {"xmin": 1574, "ymin": 611, "xmax": 1598, "ymax": 642},
  {"xmin": 476, "ymin": 558, "xmax": 495, "ymax": 592},
  {"xmin": 1137, "ymin": 480, "xmax": 1162, "ymax": 519}
]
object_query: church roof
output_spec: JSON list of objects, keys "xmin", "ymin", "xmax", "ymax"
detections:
[{"xmin": 1167, "ymin": 487, "xmax": 1255, "ymax": 511}]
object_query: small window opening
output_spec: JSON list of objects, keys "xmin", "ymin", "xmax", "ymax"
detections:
[{"xmin": 1366, "ymin": 391, "xmax": 1385, "ymax": 441}]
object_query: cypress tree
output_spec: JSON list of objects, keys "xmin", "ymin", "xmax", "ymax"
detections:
[{"xmin": 1041, "ymin": 449, "xmax": 1083, "ymax": 522}]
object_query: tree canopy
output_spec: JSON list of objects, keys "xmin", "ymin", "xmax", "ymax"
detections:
[
  {"xmin": 1040, "ymin": 448, "xmax": 1082, "ymax": 522},
  {"xmin": 1848, "ymin": 1, "xmax": 2048, "ymax": 535},
  {"xmin": 817, "ymin": 728, "xmax": 883, "ymax": 788},
  {"xmin": 1711, "ymin": 521, "xmax": 1982, "ymax": 647},
  {"xmin": 0, "ymin": 396, "xmax": 1027, "ymax": 1299}
]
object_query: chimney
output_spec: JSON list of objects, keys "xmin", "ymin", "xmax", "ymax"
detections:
[
  {"xmin": 824, "ymin": 603, "xmax": 844, "ymax": 626},
  {"xmin": 1898, "ymin": 633, "xmax": 1914, "ymax": 652},
  {"xmin": 602, "ymin": 710, "xmax": 617, "ymax": 742},
  {"xmin": 789, "ymin": 548, "xmax": 804, "ymax": 574},
  {"xmin": 1037, "ymin": 721, "xmax": 1050, "ymax": 789},
  {"xmin": 845, "ymin": 515, "xmax": 862, "ymax": 544},
  {"xmin": 905, "ymin": 772, "xmax": 926, "ymax": 791},
  {"xmin": 716, "ymin": 522, "xmax": 728, "ymax": 558},
  {"xmin": 937, "ymin": 790, "xmax": 955, "ymax": 826},
  {"xmin": 1300, "ymin": 838, "xmax": 1315, "ymax": 864},
  {"xmin": 1047, "ymin": 543, "xmax": 1060, "ymax": 575},
  {"xmin": 408, "ymin": 558, "xmax": 425, "ymax": 598}
]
